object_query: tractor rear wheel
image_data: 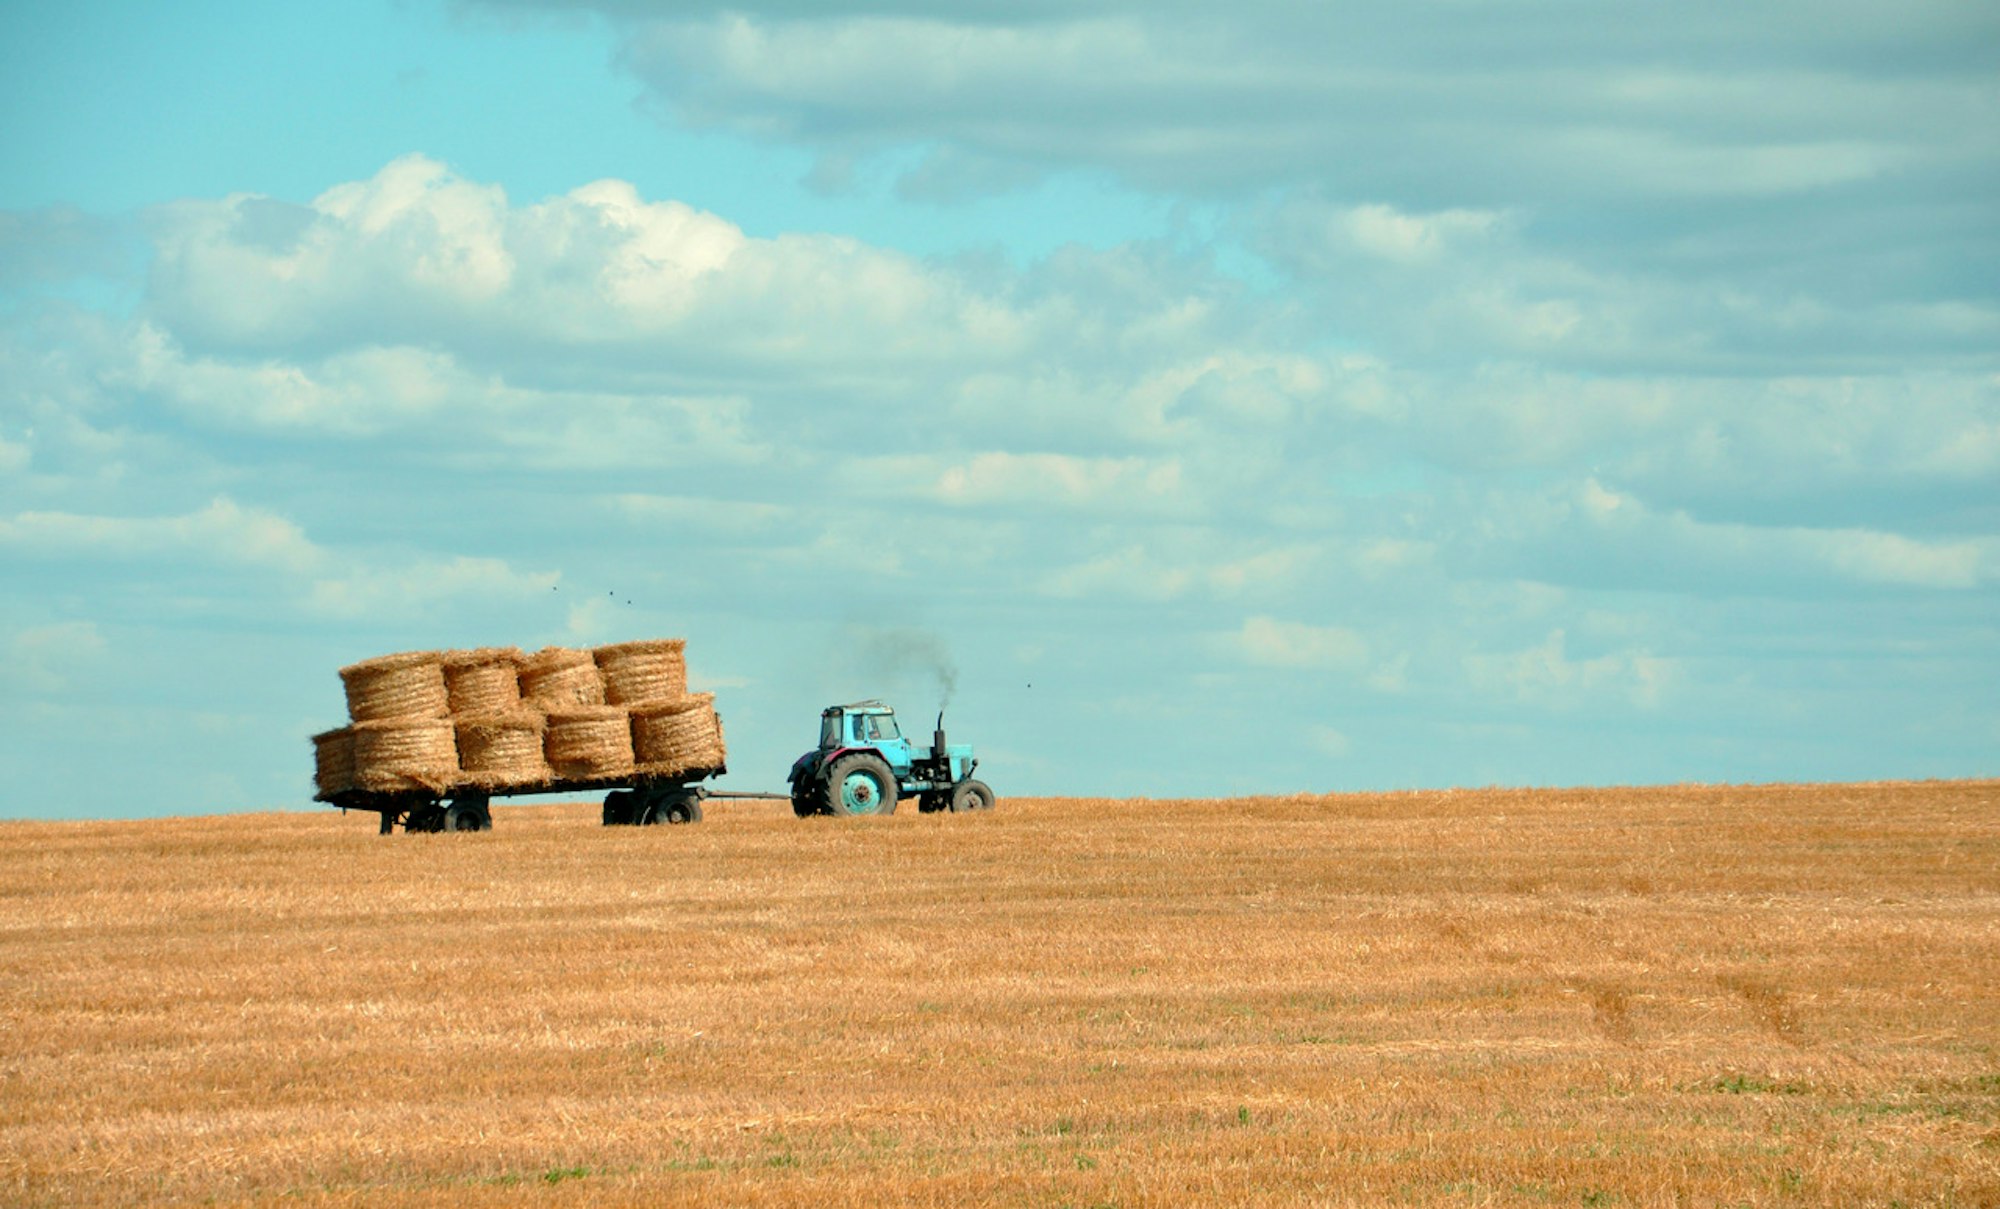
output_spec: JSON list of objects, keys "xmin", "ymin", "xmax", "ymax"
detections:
[
  {"xmin": 823, "ymin": 752, "xmax": 897, "ymax": 816},
  {"xmin": 948, "ymin": 779, "xmax": 995, "ymax": 813}
]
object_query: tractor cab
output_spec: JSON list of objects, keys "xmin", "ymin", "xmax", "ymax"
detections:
[{"xmin": 821, "ymin": 701, "xmax": 907, "ymax": 757}]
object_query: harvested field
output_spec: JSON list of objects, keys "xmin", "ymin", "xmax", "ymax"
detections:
[{"xmin": 2, "ymin": 781, "xmax": 1996, "ymax": 1206}]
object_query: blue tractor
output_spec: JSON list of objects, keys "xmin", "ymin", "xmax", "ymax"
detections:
[{"xmin": 787, "ymin": 701, "xmax": 994, "ymax": 817}]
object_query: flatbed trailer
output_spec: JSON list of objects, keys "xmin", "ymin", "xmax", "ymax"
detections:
[{"xmin": 316, "ymin": 767, "xmax": 786, "ymax": 833}]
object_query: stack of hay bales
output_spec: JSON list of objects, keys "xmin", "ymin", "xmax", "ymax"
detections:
[
  {"xmin": 334, "ymin": 651, "xmax": 458, "ymax": 794},
  {"xmin": 312, "ymin": 637, "xmax": 726, "ymax": 800},
  {"xmin": 448, "ymin": 647, "xmax": 547, "ymax": 788},
  {"xmin": 632, "ymin": 693, "xmax": 726, "ymax": 775}
]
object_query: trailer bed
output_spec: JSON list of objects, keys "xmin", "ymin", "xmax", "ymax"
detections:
[{"xmin": 318, "ymin": 765, "xmax": 731, "ymax": 832}]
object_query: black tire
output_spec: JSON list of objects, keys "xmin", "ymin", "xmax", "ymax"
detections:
[
  {"xmin": 406, "ymin": 803, "xmax": 448, "ymax": 833},
  {"xmin": 444, "ymin": 800, "xmax": 491, "ymax": 832},
  {"xmin": 603, "ymin": 790, "xmax": 638, "ymax": 826},
  {"xmin": 918, "ymin": 791, "xmax": 949, "ymax": 814},
  {"xmin": 948, "ymin": 779, "xmax": 995, "ymax": 813},
  {"xmin": 643, "ymin": 791, "xmax": 703, "ymax": 825},
  {"xmin": 822, "ymin": 752, "xmax": 898, "ymax": 816},
  {"xmin": 791, "ymin": 781, "xmax": 821, "ymax": 818}
]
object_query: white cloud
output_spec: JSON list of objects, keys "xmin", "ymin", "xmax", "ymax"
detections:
[
  {"xmin": 612, "ymin": 493, "xmax": 788, "ymax": 535},
  {"xmin": 315, "ymin": 155, "xmax": 516, "ymax": 297},
  {"xmin": 1235, "ymin": 615, "xmax": 1369, "ymax": 672},
  {"xmin": 0, "ymin": 497, "xmax": 324, "ymax": 574},
  {"xmin": 116, "ymin": 320, "xmax": 776, "ymax": 470},
  {"xmin": 1571, "ymin": 478, "xmax": 1996, "ymax": 592},
  {"xmin": 1038, "ymin": 540, "xmax": 1319, "ymax": 602},
  {"xmin": 145, "ymin": 155, "xmax": 1074, "ymax": 374},
  {"xmin": 6, "ymin": 621, "xmax": 109, "ymax": 693},
  {"xmin": 562, "ymin": 3, "xmax": 1994, "ymax": 214},
  {"xmin": 1341, "ymin": 204, "xmax": 1503, "ymax": 264},
  {"xmin": 1463, "ymin": 629, "xmax": 1675, "ymax": 710},
  {"xmin": 1806, "ymin": 528, "xmax": 1988, "ymax": 591},
  {"xmin": 934, "ymin": 451, "xmax": 1183, "ymax": 511},
  {"xmin": 1039, "ymin": 544, "xmax": 1195, "ymax": 601},
  {"xmin": 124, "ymin": 324, "xmax": 466, "ymax": 434},
  {"xmin": 1456, "ymin": 476, "xmax": 2000, "ymax": 597},
  {"xmin": 0, "ymin": 495, "xmax": 560, "ymax": 625},
  {"xmin": 1307, "ymin": 725, "xmax": 1352, "ymax": 758},
  {"xmin": 306, "ymin": 555, "xmax": 559, "ymax": 620}
]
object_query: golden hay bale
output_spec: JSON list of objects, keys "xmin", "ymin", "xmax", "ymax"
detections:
[
  {"xmin": 544, "ymin": 706, "xmax": 634, "ymax": 781},
  {"xmin": 455, "ymin": 711, "xmax": 549, "ymax": 788},
  {"xmin": 311, "ymin": 727, "xmax": 355, "ymax": 797},
  {"xmin": 351, "ymin": 718, "xmax": 459, "ymax": 793},
  {"xmin": 592, "ymin": 638, "xmax": 688, "ymax": 705},
  {"xmin": 518, "ymin": 647, "xmax": 605, "ymax": 709},
  {"xmin": 339, "ymin": 650, "xmax": 449, "ymax": 722},
  {"xmin": 442, "ymin": 647, "xmax": 524, "ymax": 716},
  {"xmin": 631, "ymin": 693, "xmax": 727, "ymax": 776}
]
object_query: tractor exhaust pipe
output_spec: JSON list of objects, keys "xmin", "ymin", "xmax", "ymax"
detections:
[{"xmin": 934, "ymin": 710, "xmax": 948, "ymax": 761}]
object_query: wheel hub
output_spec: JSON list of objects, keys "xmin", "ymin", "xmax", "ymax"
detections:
[{"xmin": 842, "ymin": 773, "xmax": 880, "ymax": 811}]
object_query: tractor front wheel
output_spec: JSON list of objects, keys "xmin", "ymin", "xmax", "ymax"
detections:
[
  {"xmin": 949, "ymin": 779, "xmax": 995, "ymax": 813},
  {"xmin": 823, "ymin": 753, "xmax": 897, "ymax": 816}
]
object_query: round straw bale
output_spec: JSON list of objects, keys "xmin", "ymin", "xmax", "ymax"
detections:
[
  {"xmin": 593, "ymin": 638, "xmax": 688, "ymax": 705},
  {"xmin": 442, "ymin": 646, "xmax": 524, "ymax": 716},
  {"xmin": 544, "ymin": 706, "xmax": 634, "ymax": 780},
  {"xmin": 351, "ymin": 717, "xmax": 460, "ymax": 793},
  {"xmin": 456, "ymin": 711, "xmax": 549, "ymax": 788},
  {"xmin": 312, "ymin": 727, "xmax": 355, "ymax": 797},
  {"xmin": 519, "ymin": 647, "xmax": 605, "ymax": 709},
  {"xmin": 340, "ymin": 650, "xmax": 449, "ymax": 722},
  {"xmin": 631, "ymin": 693, "xmax": 727, "ymax": 776}
]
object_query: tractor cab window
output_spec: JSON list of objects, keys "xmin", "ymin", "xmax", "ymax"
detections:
[
  {"xmin": 864, "ymin": 714, "xmax": 902, "ymax": 742},
  {"xmin": 821, "ymin": 714, "xmax": 842, "ymax": 747}
]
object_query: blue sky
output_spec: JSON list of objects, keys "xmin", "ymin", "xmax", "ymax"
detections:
[{"xmin": 2, "ymin": 0, "xmax": 1995, "ymax": 818}]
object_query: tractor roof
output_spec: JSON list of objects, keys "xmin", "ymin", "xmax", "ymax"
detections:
[{"xmin": 825, "ymin": 700, "xmax": 893, "ymax": 714}]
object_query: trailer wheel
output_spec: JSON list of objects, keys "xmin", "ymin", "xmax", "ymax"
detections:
[
  {"xmin": 823, "ymin": 752, "xmax": 897, "ymax": 816},
  {"xmin": 791, "ymin": 783, "xmax": 821, "ymax": 818},
  {"xmin": 603, "ymin": 790, "xmax": 638, "ymax": 826},
  {"xmin": 949, "ymin": 779, "xmax": 995, "ymax": 813},
  {"xmin": 406, "ymin": 803, "xmax": 447, "ymax": 833},
  {"xmin": 918, "ymin": 792, "xmax": 949, "ymax": 814},
  {"xmin": 444, "ymin": 800, "xmax": 491, "ymax": 832},
  {"xmin": 643, "ymin": 791, "xmax": 703, "ymax": 826}
]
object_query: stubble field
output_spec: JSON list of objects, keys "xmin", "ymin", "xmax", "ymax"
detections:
[{"xmin": 2, "ymin": 781, "xmax": 1997, "ymax": 1206}]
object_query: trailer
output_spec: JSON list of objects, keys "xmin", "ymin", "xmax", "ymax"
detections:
[{"xmin": 317, "ymin": 767, "xmax": 787, "ymax": 834}]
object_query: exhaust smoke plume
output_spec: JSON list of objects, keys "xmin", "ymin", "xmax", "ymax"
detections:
[{"xmin": 845, "ymin": 626, "xmax": 958, "ymax": 712}]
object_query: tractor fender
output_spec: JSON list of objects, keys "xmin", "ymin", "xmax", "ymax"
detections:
[{"xmin": 790, "ymin": 747, "xmax": 867, "ymax": 786}]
